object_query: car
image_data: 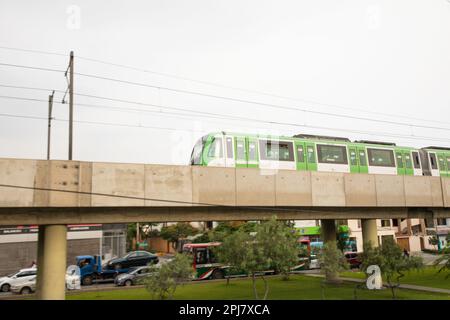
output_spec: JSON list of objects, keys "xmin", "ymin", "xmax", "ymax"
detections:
[
  {"xmin": 344, "ymin": 252, "xmax": 362, "ymax": 269},
  {"xmin": 0, "ymin": 268, "xmax": 37, "ymax": 292},
  {"xmin": 105, "ymin": 251, "xmax": 159, "ymax": 271},
  {"xmin": 10, "ymin": 272, "xmax": 81, "ymax": 295},
  {"xmin": 114, "ymin": 266, "xmax": 155, "ymax": 286},
  {"xmin": 10, "ymin": 275, "xmax": 37, "ymax": 295}
]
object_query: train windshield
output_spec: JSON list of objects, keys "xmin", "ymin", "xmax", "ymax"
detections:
[{"xmin": 190, "ymin": 136, "xmax": 207, "ymax": 165}]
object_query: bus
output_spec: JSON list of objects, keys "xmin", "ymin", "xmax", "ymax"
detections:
[{"xmin": 183, "ymin": 240, "xmax": 316, "ymax": 280}]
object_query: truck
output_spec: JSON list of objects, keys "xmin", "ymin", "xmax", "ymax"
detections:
[{"xmin": 76, "ymin": 255, "xmax": 130, "ymax": 285}]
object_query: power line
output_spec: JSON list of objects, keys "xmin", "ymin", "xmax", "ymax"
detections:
[
  {"xmin": 1, "ymin": 94, "xmax": 450, "ymax": 144},
  {"xmin": 2, "ymin": 62, "xmax": 450, "ymax": 132},
  {"xmin": 1, "ymin": 45, "xmax": 447, "ymax": 126}
]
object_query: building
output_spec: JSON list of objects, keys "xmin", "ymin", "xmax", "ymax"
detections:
[
  {"xmin": 295, "ymin": 218, "xmax": 450, "ymax": 253},
  {"xmin": 0, "ymin": 224, "xmax": 127, "ymax": 276}
]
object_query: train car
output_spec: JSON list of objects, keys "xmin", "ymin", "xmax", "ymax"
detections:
[
  {"xmin": 419, "ymin": 146, "xmax": 450, "ymax": 177},
  {"xmin": 190, "ymin": 131, "xmax": 429, "ymax": 177}
]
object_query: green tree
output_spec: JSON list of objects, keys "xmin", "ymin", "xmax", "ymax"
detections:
[
  {"xmin": 359, "ymin": 238, "xmax": 423, "ymax": 299},
  {"xmin": 428, "ymin": 235, "xmax": 440, "ymax": 251},
  {"xmin": 256, "ymin": 216, "xmax": 299, "ymax": 280},
  {"xmin": 145, "ymin": 253, "xmax": 195, "ymax": 300},
  {"xmin": 215, "ymin": 217, "xmax": 300, "ymax": 299},
  {"xmin": 160, "ymin": 223, "xmax": 198, "ymax": 250},
  {"xmin": 318, "ymin": 240, "xmax": 349, "ymax": 284},
  {"xmin": 433, "ymin": 246, "xmax": 450, "ymax": 278}
]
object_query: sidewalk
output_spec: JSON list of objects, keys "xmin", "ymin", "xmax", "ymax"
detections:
[{"xmin": 303, "ymin": 273, "xmax": 450, "ymax": 295}]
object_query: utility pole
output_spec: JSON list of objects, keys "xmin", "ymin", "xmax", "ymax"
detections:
[
  {"xmin": 136, "ymin": 222, "xmax": 140, "ymax": 250},
  {"xmin": 68, "ymin": 51, "xmax": 74, "ymax": 160},
  {"xmin": 46, "ymin": 91, "xmax": 55, "ymax": 160}
]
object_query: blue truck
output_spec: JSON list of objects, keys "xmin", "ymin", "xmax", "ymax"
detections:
[{"xmin": 77, "ymin": 255, "xmax": 130, "ymax": 285}]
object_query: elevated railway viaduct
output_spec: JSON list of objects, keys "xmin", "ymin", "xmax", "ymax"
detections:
[{"xmin": 1, "ymin": 158, "xmax": 449, "ymax": 299}]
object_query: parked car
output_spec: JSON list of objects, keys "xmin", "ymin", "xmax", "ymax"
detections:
[
  {"xmin": 105, "ymin": 251, "xmax": 159, "ymax": 270},
  {"xmin": 10, "ymin": 275, "xmax": 37, "ymax": 295},
  {"xmin": 114, "ymin": 266, "xmax": 155, "ymax": 286},
  {"xmin": 10, "ymin": 272, "xmax": 81, "ymax": 295},
  {"xmin": 0, "ymin": 268, "xmax": 37, "ymax": 292},
  {"xmin": 344, "ymin": 252, "xmax": 362, "ymax": 269}
]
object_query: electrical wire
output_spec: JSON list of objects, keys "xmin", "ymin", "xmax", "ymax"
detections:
[
  {"xmin": 1, "ymin": 45, "xmax": 448, "ymax": 126},
  {"xmin": 2, "ymin": 62, "xmax": 450, "ymax": 132}
]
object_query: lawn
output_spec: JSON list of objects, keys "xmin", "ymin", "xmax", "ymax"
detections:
[
  {"xmin": 341, "ymin": 266, "xmax": 450, "ymax": 290},
  {"xmin": 66, "ymin": 275, "xmax": 450, "ymax": 300}
]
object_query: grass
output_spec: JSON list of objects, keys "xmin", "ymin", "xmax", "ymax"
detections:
[
  {"xmin": 341, "ymin": 266, "xmax": 450, "ymax": 290},
  {"xmin": 66, "ymin": 274, "xmax": 450, "ymax": 300}
]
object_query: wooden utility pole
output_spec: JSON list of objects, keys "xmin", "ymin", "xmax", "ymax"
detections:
[
  {"xmin": 46, "ymin": 91, "xmax": 54, "ymax": 160},
  {"xmin": 68, "ymin": 51, "xmax": 74, "ymax": 160}
]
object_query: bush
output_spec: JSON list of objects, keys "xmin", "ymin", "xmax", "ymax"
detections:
[{"xmin": 145, "ymin": 253, "xmax": 195, "ymax": 300}]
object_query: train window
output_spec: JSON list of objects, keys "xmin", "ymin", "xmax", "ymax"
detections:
[
  {"xmin": 396, "ymin": 153, "xmax": 403, "ymax": 168},
  {"xmin": 349, "ymin": 148, "xmax": 357, "ymax": 166},
  {"xmin": 236, "ymin": 139, "xmax": 246, "ymax": 160},
  {"xmin": 359, "ymin": 150, "xmax": 367, "ymax": 166},
  {"xmin": 190, "ymin": 136, "xmax": 207, "ymax": 165},
  {"xmin": 316, "ymin": 144, "xmax": 348, "ymax": 164},
  {"xmin": 248, "ymin": 141, "xmax": 257, "ymax": 161},
  {"xmin": 412, "ymin": 152, "xmax": 421, "ymax": 169},
  {"xmin": 296, "ymin": 145, "xmax": 305, "ymax": 162},
  {"xmin": 307, "ymin": 146, "xmax": 316, "ymax": 163},
  {"xmin": 367, "ymin": 148, "xmax": 396, "ymax": 167},
  {"xmin": 429, "ymin": 153, "xmax": 438, "ymax": 170},
  {"xmin": 404, "ymin": 154, "xmax": 412, "ymax": 169},
  {"xmin": 438, "ymin": 156, "xmax": 446, "ymax": 170},
  {"xmin": 259, "ymin": 140, "xmax": 294, "ymax": 161},
  {"xmin": 226, "ymin": 137, "xmax": 233, "ymax": 159},
  {"xmin": 207, "ymin": 137, "xmax": 223, "ymax": 158}
]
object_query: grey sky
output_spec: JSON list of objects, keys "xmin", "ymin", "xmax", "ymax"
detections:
[{"xmin": 0, "ymin": 0, "xmax": 449, "ymax": 165}]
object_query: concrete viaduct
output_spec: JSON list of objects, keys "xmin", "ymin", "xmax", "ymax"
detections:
[{"xmin": 1, "ymin": 158, "xmax": 450, "ymax": 299}]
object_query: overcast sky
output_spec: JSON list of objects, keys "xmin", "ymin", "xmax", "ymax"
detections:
[{"xmin": 1, "ymin": 0, "xmax": 449, "ymax": 165}]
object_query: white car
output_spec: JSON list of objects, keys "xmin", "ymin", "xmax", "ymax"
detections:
[
  {"xmin": 0, "ymin": 268, "xmax": 37, "ymax": 292},
  {"xmin": 10, "ymin": 275, "xmax": 37, "ymax": 295},
  {"xmin": 10, "ymin": 271, "xmax": 81, "ymax": 295}
]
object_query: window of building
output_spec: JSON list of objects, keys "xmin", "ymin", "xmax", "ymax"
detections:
[
  {"xmin": 424, "ymin": 218, "xmax": 434, "ymax": 228},
  {"xmin": 207, "ymin": 137, "xmax": 223, "ymax": 158},
  {"xmin": 392, "ymin": 219, "xmax": 399, "ymax": 227},
  {"xmin": 381, "ymin": 219, "xmax": 391, "ymax": 227},
  {"xmin": 316, "ymin": 144, "xmax": 348, "ymax": 164},
  {"xmin": 437, "ymin": 218, "xmax": 447, "ymax": 226},
  {"xmin": 259, "ymin": 140, "xmax": 294, "ymax": 161},
  {"xmin": 367, "ymin": 148, "xmax": 396, "ymax": 167}
]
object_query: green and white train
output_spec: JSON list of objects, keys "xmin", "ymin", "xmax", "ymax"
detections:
[{"xmin": 190, "ymin": 132, "xmax": 450, "ymax": 177}]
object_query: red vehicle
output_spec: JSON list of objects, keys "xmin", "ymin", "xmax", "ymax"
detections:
[{"xmin": 344, "ymin": 252, "xmax": 362, "ymax": 269}]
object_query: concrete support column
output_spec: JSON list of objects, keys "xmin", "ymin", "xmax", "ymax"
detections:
[
  {"xmin": 320, "ymin": 219, "xmax": 339, "ymax": 283},
  {"xmin": 36, "ymin": 226, "xmax": 46, "ymax": 299},
  {"xmin": 39, "ymin": 225, "xmax": 67, "ymax": 300},
  {"xmin": 361, "ymin": 219, "xmax": 378, "ymax": 248}
]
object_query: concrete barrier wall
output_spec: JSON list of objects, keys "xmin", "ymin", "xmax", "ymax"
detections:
[{"xmin": 0, "ymin": 158, "xmax": 448, "ymax": 208}]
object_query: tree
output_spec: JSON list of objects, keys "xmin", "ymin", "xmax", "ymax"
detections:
[
  {"xmin": 428, "ymin": 235, "xmax": 440, "ymax": 251},
  {"xmin": 433, "ymin": 246, "xmax": 450, "ymax": 278},
  {"xmin": 318, "ymin": 240, "xmax": 349, "ymax": 284},
  {"xmin": 255, "ymin": 216, "xmax": 299, "ymax": 280},
  {"xmin": 359, "ymin": 238, "xmax": 423, "ymax": 299},
  {"xmin": 145, "ymin": 253, "xmax": 195, "ymax": 300},
  {"xmin": 215, "ymin": 216, "xmax": 300, "ymax": 299},
  {"xmin": 160, "ymin": 223, "xmax": 198, "ymax": 250}
]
